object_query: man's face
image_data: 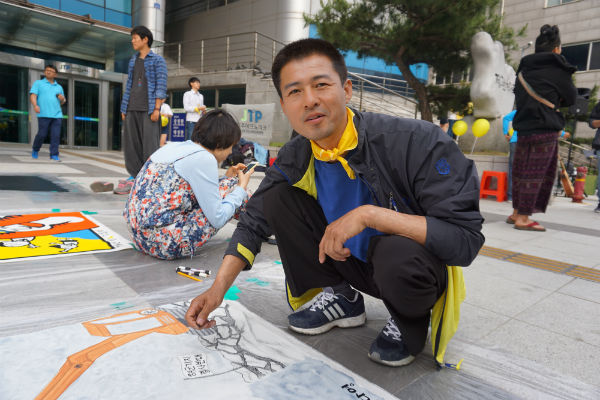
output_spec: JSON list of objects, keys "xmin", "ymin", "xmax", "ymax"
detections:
[
  {"xmin": 190, "ymin": 81, "xmax": 201, "ymax": 91},
  {"xmin": 278, "ymin": 54, "xmax": 352, "ymax": 146},
  {"xmin": 131, "ymin": 34, "xmax": 147, "ymax": 52},
  {"xmin": 44, "ymin": 67, "xmax": 57, "ymax": 81}
]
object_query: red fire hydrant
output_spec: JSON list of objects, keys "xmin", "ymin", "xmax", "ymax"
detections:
[{"xmin": 572, "ymin": 166, "xmax": 587, "ymax": 203}]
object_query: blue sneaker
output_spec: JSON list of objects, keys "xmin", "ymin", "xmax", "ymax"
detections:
[
  {"xmin": 288, "ymin": 287, "xmax": 366, "ymax": 335},
  {"xmin": 31, "ymin": 150, "xmax": 38, "ymax": 159},
  {"xmin": 50, "ymin": 155, "xmax": 61, "ymax": 162},
  {"xmin": 368, "ymin": 317, "xmax": 415, "ymax": 367}
]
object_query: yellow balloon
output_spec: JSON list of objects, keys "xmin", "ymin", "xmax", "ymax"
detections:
[
  {"xmin": 472, "ymin": 118, "xmax": 490, "ymax": 138},
  {"xmin": 508, "ymin": 128, "xmax": 514, "ymax": 137},
  {"xmin": 452, "ymin": 120, "xmax": 468, "ymax": 136},
  {"xmin": 161, "ymin": 115, "xmax": 169, "ymax": 127}
]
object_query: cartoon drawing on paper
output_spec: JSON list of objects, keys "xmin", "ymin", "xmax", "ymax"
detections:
[{"xmin": 0, "ymin": 212, "xmax": 130, "ymax": 262}]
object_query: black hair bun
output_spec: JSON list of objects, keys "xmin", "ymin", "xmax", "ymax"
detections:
[{"xmin": 540, "ymin": 24, "xmax": 559, "ymax": 37}]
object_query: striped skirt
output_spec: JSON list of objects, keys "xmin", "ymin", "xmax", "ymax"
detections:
[{"xmin": 512, "ymin": 132, "xmax": 559, "ymax": 215}]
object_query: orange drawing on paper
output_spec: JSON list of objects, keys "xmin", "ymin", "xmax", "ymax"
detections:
[
  {"xmin": 0, "ymin": 213, "xmax": 97, "ymax": 239},
  {"xmin": 36, "ymin": 309, "xmax": 188, "ymax": 400}
]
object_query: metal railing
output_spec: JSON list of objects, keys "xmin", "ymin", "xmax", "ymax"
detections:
[
  {"xmin": 159, "ymin": 32, "xmax": 418, "ymax": 118},
  {"xmin": 349, "ymin": 71, "xmax": 416, "ymax": 99},
  {"xmin": 159, "ymin": 32, "xmax": 285, "ymax": 75},
  {"xmin": 348, "ymin": 72, "xmax": 418, "ymax": 118}
]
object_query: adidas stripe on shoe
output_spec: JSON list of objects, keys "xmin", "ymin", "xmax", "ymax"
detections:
[{"xmin": 288, "ymin": 287, "xmax": 366, "ymax": 335}]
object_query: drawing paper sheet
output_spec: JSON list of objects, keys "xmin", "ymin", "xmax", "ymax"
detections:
[
  {"xmin": 0, "ymin": 212, "xmax": 130, "ymax": 262},
  {"xmin": 0, "ymin": 300, "xmax": 395, "ymax": 400}
]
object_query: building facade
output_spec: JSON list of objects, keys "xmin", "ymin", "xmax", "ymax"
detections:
[
  {"xmin": 0, "ymin": 0, "xmax": 166, "ymax": 150},
  {"xmin": 501, "ymin": 0, "xmax": 600, "ymax": 137}
]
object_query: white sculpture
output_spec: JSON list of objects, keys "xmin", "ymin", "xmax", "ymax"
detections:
[{"xmin": 470, "ymin": 31, "xmax": 516, "ymax": 118}]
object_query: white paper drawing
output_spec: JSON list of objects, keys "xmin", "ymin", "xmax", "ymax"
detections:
[{"xmin": 0, "ymin": 300, "xmax": 395, "ymax": 400}]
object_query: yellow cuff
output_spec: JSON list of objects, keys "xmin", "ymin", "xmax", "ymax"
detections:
[{"xmin": 236, "ymin": 243, "xmax": 255, "ymax": 265}]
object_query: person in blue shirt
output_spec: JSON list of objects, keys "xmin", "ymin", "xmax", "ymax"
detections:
[
  {"xmin": 30, "ymin": 65, "xmax": 66, "ymax": 161},
  {"xmin": 124, "ymin": 109, "xmax": 255, "ymax": 260},
  {"xmin": 116, "ymin": 25, "xmax": 168, "ymax": 195}
]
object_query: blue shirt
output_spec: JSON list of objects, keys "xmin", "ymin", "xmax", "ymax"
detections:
[
  {"xmin": 315, "ymin": 159, "xmax": 381, "ymax": 262},
  {"xmin": 150, "ymin": 141, "xmax": 248, "ymax": 229},
  {"xmin": 120, "ymin": 50, "xmax": 168, "ymax": 115},
  {"xmin": 502, "ymin": 110, "xmax": 518, "ymax": 143},
  {"xmin": 30, "ymin": 78, "xmax": 64, "ymax": 119}
]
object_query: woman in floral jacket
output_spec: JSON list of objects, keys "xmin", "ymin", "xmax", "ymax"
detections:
[{"xmin": 125, "ymin": 109, "xmax": 254, "ymax": 259}]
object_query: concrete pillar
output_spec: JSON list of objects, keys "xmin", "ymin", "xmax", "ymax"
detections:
[{"xmin": 132, "ymin": 0, "xmax": 165, "ymax": 54}]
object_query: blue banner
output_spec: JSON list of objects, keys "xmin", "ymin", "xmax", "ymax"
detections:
[{"xmin": 170, "ymin": 112, "xmax": 186, "ymax": 142}]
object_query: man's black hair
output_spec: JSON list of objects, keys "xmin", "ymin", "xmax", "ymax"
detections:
[
  {"xmin": 535, "ymin": 24, "xmax": 561, "ymax": 53},
  {"xmin": 271, "ymin": 38, "xmax": 347, "ymax": 98},
  {"xmin": 192, "ymin": 109, "xmax": 241, "ymax": 150},
  {"xmin": 131, "ymin": 25, "xmax": 153, "ymax": 48},
  {"xmin": 188, "ymin": 77, "xmax": 200, "ymax": 88},
  {"xmin": 45, "ymin": 65, "xmax": 58, "ymax": 73}
]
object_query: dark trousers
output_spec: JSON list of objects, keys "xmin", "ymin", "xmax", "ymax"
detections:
[
  {"xmin": 32, "ymin": 117, "xmax": 61, "ymax": 157},
  {"xmin": 263, "ymin": 184, "xmax": 447, "ymax": 355},
  {"xmin": 123, "ymin": 111, "xmax": 160, "ymax": 178}
]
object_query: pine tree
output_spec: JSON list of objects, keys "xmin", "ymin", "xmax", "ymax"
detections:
[{"xmin": 306, "ymin": 0, "xmax": 520, "ymax": 121}]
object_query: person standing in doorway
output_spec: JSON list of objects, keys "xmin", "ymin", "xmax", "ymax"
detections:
[
  {"xmin": 183, "ymin": 77, "xmax": 206, "ymax": 141},
  {"xmin": 115, "ymin": 25, "xmax": 167, "ymax": 195},
  {"xmin": 30, "ymin": 65, "xmax": 66, "ymax": 162}
]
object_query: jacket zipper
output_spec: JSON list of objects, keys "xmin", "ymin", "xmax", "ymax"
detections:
[{"xmin": 389, "ymin": 192, "xmax": 399, "ymax": 212}]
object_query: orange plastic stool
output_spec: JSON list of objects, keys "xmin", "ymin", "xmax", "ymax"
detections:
[{"xmin": 479, "ymin": 171, "xmax": 507, "ymax": 202}]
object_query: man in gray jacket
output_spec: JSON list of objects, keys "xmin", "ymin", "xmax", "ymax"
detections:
[{"xmin": 186, "ymin": 39, "xmax": 484, "ymax": 367}]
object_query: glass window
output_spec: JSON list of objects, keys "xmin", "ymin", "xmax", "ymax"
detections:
[
  {"xmin": 0, "ymin": 64, "xmax": 29, "ymax": 143},
  {"xmin": 169, "ymin": 90, "xmax": 187, "ymax": 109},
  {"xmin": 209, "ymin": 0, "xmax": 226, "ymax": 8},
  {"xmin": 202, "ymin": 89, "xmax": 216, "ymax": 108},
  {"xmin": 562, "ymin": 43, "xmax": 589, "ymax": 71},
  {"xmin": 74, "ymin": 81, "xmax": 99, "ymax": 147},
  {"xmin": 217, "ymin": 87, "xmax": 245, "ymax": 107},
  {"xmin": 547, "ymin": 0, "xmax": 576, "ymax": 5},
  {"xmin": 29, "ymin": 0, "xmax": 60, "ymax": 8},
  {"xmin": 105, "ymin": 9, "xmax": 132, "ymax": 27},
  {"xmin": 60, "ymin": 0, "xmax": 104, "ymax": 21},
  {"xmin": 109, "ymin": 82, "xmax": 122, "ymax": 150},
  {"xmin": 106, "ymin": 0, "xmax": 132, "ymax": 13},
  {"xmin": 589, "ymin": 42, "xmax": 600, "ymax": 71},
  {"xmin": 80, "ymin": 0, "xmax": 104, "ymax": 5}
]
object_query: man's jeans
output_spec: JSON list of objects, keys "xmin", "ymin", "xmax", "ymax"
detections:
[
  {"xmin": 32, "ymin": 117, "xmax": 62, "ymax": 157},
  {"xmin": 185, "ymin": 121, "xmax": 196, "ymax": 141}
]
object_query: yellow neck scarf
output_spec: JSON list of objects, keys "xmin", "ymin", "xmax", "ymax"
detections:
[{"xmin": 310, "ymin": 108, "xmax": 358, "ymax": 179}]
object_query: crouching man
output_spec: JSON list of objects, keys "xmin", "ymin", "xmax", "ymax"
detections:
[{"xmin": 186, "ymin": 38, "xmax": 484, "ymax": 367}]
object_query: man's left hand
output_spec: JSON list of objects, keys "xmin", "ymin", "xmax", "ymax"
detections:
[
  {"xmin": 150, "ymin": 109, "xmax": 160, "ymax": 122},
  {"xmin": 319, "ymin": 206, "xmax": 368, "ymax": 263}
]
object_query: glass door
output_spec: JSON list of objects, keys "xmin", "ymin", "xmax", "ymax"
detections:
[
  {"xmin": 0, "ymin": 64, "xmax": 28, "ymax": 143},
  {"xmin": 108, "ymin": 82, "xmax": 122, "ymax": 150},
  {"xmin": 74, "ymin": 80, "xmax": 99, "ymax": 147}
]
